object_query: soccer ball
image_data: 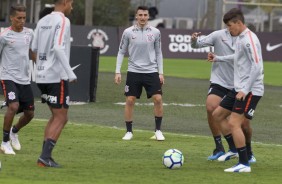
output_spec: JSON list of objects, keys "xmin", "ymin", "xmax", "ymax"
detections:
[{"xmin": 162, "ymin": 149, "xmax": 184, "ymax": 169}]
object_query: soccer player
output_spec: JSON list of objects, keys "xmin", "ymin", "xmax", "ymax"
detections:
[
  {"xmin": 210, "ymin": 8, "xmax": 264, "ymax": 172},
  {"xmin": 0, "ymin": 4, "xmax": 35, "ymax": 155},
  {"xmin": 31, "ymin": 0, "xmax": 77, "ymax": 167},
  {"xmin": 115, "ymin": 6, "xmax": 165, "ymax": 141},
  {"xmin": 191, "ymin": 24, "xmax": 256, "ymax": 163}
]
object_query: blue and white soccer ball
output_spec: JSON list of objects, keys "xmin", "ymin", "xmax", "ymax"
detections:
[{"xmin": 162, "ymin": 149, "xmax": 184, "ymax": 169}]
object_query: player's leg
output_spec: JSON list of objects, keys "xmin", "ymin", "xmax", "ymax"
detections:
[
  {"xmin": 213, "ymin": 90, "xmax": 238, "ymax": 161},
  {"xmin": 241, "ymin": 119, "xmax": 256, "ymax": 163},
  {"xmin": 122, "ymin": 72, "xmax": 142, "ymax": 140},
  {"xmin": 224, "ymin": 112, "xmax": 250, "ymax": 172},
  {"xmin": 205, "ymin": 84, "xmax": 230, "ymax": 160},
  {"xmin": 145, "ymin": 72, "xmax": 164, "ymax": 141},
  {"xmin": 0, "ymin": 81, "xmax": 19, "ymax": 155},
  {"xmin": 122, "ymin": 96, "xmax": 136, "ymax": 140},
  {"xmin": 10, "ymin": 84, "xmax": 35, "ymax": 150},
  {"xmin": 241, "ymin": 95, "xmax": 261, "ymax": 164},
  {"xmin": 152, "ymin": 94, "xmax": 164, "ymax": 140},
  {"xmin": 206, "ymin": 94, "xmax": 225, "ymax": 160},
  {"xmin": 38, "ymin": 107, "xmax": 68, "ymax": 168},
  {"xmin": 37, "ymin": 81, "xmax": 68, "ymax": 167},
  {"xmin": 224, "ymin": 93, "xmax": 261, "ymax": 172},
  {"xmin": 1, "ymin": 102, "xmax": 19, "ymax": 155}
]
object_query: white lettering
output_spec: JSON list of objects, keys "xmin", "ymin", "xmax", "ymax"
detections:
[
  {"xmin": 168, "ymin": 34, "xmax": 212, "ymax": 53},
  {"xmin": 29, "ymin": 60, "xmax": 37, "ymax": 82}
]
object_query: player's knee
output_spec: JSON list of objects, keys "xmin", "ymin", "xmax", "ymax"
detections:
[
  {"xmin": 126, "ymin": 97, "xmax": 135, "ymax": 106},
  {"xmin": 25, "ymin": 110, "xmax": 34, "ymax": 120},
  {"xmin": 206, "ymin": 101, "xmax": 218, "ymax": 114},
  {"xmin": 153, "ymin": 94, "xmax": 162, "ymax": 104},
  {"xmin": 8, "ymin": 103, "xmax": 20, "ymax": 114}
]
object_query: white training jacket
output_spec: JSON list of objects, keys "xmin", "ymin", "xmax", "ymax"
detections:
[
  {"xmin": 32, "ymin": 11, "xmax": 76, "ymax": 83},
  {"xmin": 0, "ymin": 27, "xmax": 33, "ymax": 85},
  {"xmin": 115, "ymin": 24, "xmax": 163, "ymax": 74},
  {"xmin": 216, "ymin": 28, "xmax": 264, "ymax": 96},
  {"xmin": 191, "ymin": 29, "xmax": 236, "ymax": 90}
]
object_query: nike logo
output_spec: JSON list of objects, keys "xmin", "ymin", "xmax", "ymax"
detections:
[
  {"xmin": 71, "ymin": 64, "xmax": 81, "ymax": 71},
  {"xmin": 266, "ymin": 43, "xmax": 282, "ymax": 52}
]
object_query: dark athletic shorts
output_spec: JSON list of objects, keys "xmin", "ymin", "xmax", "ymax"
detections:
[
  {"xmin": 220, "ymin": 89, "xmax": 261, "ymax": 120},
  {"xmin": 207, "ymin": 83, "xmax": 230, "ymax": 98},
  {"xmin": 37, "ymin": 80, "xmax": 69, "ymax": 109},
  {"xmin": 124, "ymin": 72, "xmax": 162, "ymax": 99},
  {"xmin": 1, "ymin": 80, "xmax": 34, "ymax": 113}
]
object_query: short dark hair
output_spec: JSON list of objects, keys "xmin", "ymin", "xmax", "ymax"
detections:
[
  {"xmin": 39, "ymin": 4, "xmax": 55, "ymax": 19},
  {"xmin": 10, "ymin": 4, "xmax": 26, "ymax": 16},
  {"xmin": 136, "ymin": 6, "xmax": 149, "ymax": 13},
  {"xmin": 223, "ymin": 8, "xmax": 245, "ymax": 24}
]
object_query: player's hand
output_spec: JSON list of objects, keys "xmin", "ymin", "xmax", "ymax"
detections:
[
  {"xmin": 207, "ymin": 52, "xmax": 215, "ymax": 62},
  {"xmin": 236, "ymin": 91, "xmax": 246, "ymax": 101},
  {"xmin": 159, "ymin": 74, "xmax": 164, "ymax": 85},
  {"xmin": 191, "ymin": 32, "xmax": 201, "ymax": 41},
  {"xmin": 115, "ymin": 73, "xmax": 121, "ymax": 85}
]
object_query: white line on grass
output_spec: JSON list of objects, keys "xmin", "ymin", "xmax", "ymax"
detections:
[
  {"xmin": 30, "ymin": 117, "xmax": 282, "ymax": 147},
  {"xmin": 114, "ymin": 102, "xmax": 205, "ymax": 107}
]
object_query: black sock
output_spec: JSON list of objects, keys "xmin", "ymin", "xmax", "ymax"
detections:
[
  {"xmin": 42, "ymin": 140, "xmax": 46, "ymax": 152},
  {"xmin": 214, "ymin": 136, "xmax": 224, "ymax": 152},
  {"xmin": 246, "ymin": 142, "xmax": 252, "ymax": 159},
  {"xmin": 224, "ymin": 134, "xmax": 236, "ymax": 152},
  {"xmin": 125, "ymin": 121, "xmax": 133, "ymax": 132},
  {"xmin": 237, "ymin": 146, "xmax": 249, "ymax": 165},
  {"xmin": 40, "ymin": 138, "xmax": 56, "ymax": 159},
  {"xmin": 155, "ymin": 116, "xmax": 162, "ymax": 131},
  {"xmin": 12, "ymin": 125, "xmax": 19, "ymax": 133},
  {"xmin": 3, "ymin": 129, "xmax": 9, "ymax": 142}
]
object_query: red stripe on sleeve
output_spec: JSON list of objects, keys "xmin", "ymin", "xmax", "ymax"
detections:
[
  {"xmin": 247, "ymin": 31, "xmax": 259, "ymax": 64},
  {"xmin": 58, "ymin": 15, "xmax": 66, "ymax": 45}
]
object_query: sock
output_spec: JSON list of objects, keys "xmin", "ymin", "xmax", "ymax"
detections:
[
  {"xmin": 155, "ymin": 116, "xmax": 162, "ymax": 131},
  {"xmin": 214, "ymin": 135, "xmax": 224, "ymax": 152},
  {"xmin": 12, "ymin": 125, "xmax": 19, "ymax": 133},
  {"xmin": 246, "ymin": 142, "xmax": 252, "ymax": 159},
  {"xmin": 125, "ymin": 121, "xmax": 133, "ymax": 132},
  {"xmin": 42, "ymin": 140, "xmax": 46, "ymax": 152},
  {"xmin": 224, "ymin": 134, "xmax": 236, "ymax": 152},
  {"xmin": 237, "ymin": 146, "xmax": 249, "ymax": 165},
  {"xmin": 40, "ymin": 138, "xmax": 56, "ymax": 159},
  {"xmin": 3, "ymin": 129, "xmax": 9, "ymax": 142}
]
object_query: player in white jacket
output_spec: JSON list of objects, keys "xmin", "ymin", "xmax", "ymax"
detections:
[
  {"xmin": 210, "ymin": 8, "xmax": 264, "ymax": 173},
  {"xmin": 32, "ymin": 0, "xmax": 76, "ymax": 168},
  {"xmin": 115, "ymin": 6, "xmax": 165, "ymax": 141}
]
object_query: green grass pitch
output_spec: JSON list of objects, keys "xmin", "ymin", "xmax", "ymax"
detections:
[{"xmin": 0, "ymin": 56, "xmax": 282, "ymax": 183}]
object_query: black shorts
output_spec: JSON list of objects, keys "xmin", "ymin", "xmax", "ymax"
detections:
[
  {"xmin": 125, "ymin": 72, "xmax": 162, "ymax": 99},
  {"xmin": 37, "ymin": 80, "xmax": 69, "ymax": 109},
  {"xmin": 0, "ymin": 80, "xmax": 34, "ymax": 113},
  {"xmin": 207, "ymin": 83, "xmax": 230, "ymax": 98},
  {"xmin": 220, "ymin": 89, "xmax": 261, "ymax": 120}
]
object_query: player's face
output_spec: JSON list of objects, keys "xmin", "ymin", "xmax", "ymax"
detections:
[
  {"xmin": 10, "ymin": 11, "xmax": 26, "ymax": 32},
  {"xmin": 64, "ymin": 0, "xmax": 73, "ymax": 16},
  {"xmin": 136, "ymin": 9, "xmax": 149, "ymax": 27},
  {"xmin": 226, "ymin": 21, "xmax": 241, "ymax": 36}
]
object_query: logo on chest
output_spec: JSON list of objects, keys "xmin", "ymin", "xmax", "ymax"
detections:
[{"xmin": 146, "ymin": 34, "xmax": 154, "ymax": 42}]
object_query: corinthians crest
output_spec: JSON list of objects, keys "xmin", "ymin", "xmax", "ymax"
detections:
[{"xmin": 87, "ymin": 29, "xmax": 109, "ymax": 54}]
